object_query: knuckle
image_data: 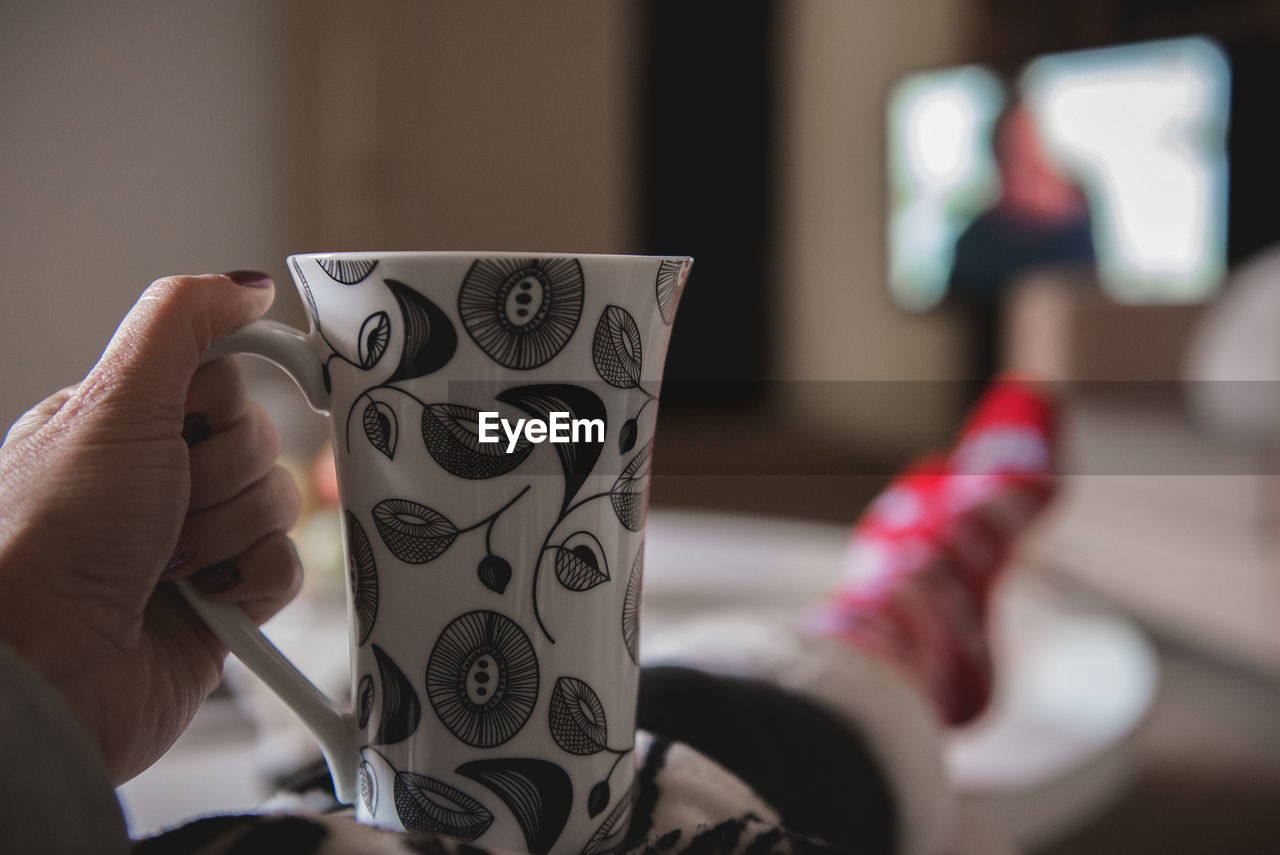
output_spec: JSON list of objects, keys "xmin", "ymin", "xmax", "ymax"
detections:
[
  {"xmin": 213, "ymin": 355, "xmax": 246, "ymax": 390},
  {"xmin": 140, "ymin": 274, "xmax": 219, "ymax": 352},
  {"xmin": 191, "ymin": 354, "xmax": 238, "ymax": 391},
  {"xmin": 282, "ymin": 538, "xmax": 304, "ymax": 599},
  {"xmin": 266, "ymin": 465, "xmax": 302, "ymax": 526},
  {"xmin": 142, "ymin": 275, "xmax": 208, "ymax": 320},
  {"xmin": 189, "ymin": 359, "xmax": 249, "ymax": 427},
  {"xmin": 145, "ymin": 274, "xmax": 186, "ymax": 295},
  {"xmin": 248, "ymin": 403, "xmax": 283, "ymax": 459},
  {"xmin": 147, "ymin": 273, "xmax": 219, "ymax": 294}
]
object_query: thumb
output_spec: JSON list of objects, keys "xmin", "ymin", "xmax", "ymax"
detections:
[{"xmin": 78, "ymin": 272, "xmax": 275, "ymax": 426}]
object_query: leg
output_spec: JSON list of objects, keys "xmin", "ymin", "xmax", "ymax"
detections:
[
  {"xmin": 636, "ymin": 378, "xmax": 1055, "ymax": 853},
  {"xmin": 637, "ymin": 665, "xmax": 897, "ymax": 855},
  {"xmin": 807, "ymin": 376, "xmax": 1056, "ymax": 724}
]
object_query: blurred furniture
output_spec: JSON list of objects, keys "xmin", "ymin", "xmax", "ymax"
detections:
[
  {"xmin": 1005, "ymin": 268, "xmax": 1280, "ymax": 672},
  {"xmin": 118, "ymin": 509, "xmax": 1157, "ymax": 855}
]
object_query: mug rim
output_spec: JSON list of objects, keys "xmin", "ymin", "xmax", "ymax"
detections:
[{"xmin": 290, "ymin": 250, "xmax": 693, "ymax": 264}]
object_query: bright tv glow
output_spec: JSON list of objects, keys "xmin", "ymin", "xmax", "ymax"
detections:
[{"xmin": 887, "ymin": 37, "xmax": 1230, "ymax": 310}]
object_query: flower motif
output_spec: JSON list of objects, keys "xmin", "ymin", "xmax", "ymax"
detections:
[
  {"xmin": 655, "ymin": 258, "xmax": 689, "ymax": 324},
  {"xmin": 458, "ymin": 257, "xmax": 584, "ymax": 369},
  {"xmin": 318, "ymin": 256, "xmax": 378, "ymax": 285},
  {"xmin": 426, "ymin": 610, "xmax": 539, "ymax": 747}
]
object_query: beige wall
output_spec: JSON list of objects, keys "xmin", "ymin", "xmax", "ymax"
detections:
[
  {"xmin": 0, "ymin": 1, "xmax": 638, "ymax": 433},
  {"xmin": 289, "ymin": 0, "xmax": 640, "ymax": 256},
  {"xmin": 775, "ymin": 0, "xmax": 972, "ymax": 453},
  {"xmin": 0, "ymin": 1, "xmax": 290, "ymax": 429},
  {"xmin": 1, "ymin": 1, "xmax": 971, "ymax": 455}
]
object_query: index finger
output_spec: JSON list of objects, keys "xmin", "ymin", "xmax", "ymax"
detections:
[{"xmin": 184, "ymin": 356, "xmax": 248, "ymax": 442}]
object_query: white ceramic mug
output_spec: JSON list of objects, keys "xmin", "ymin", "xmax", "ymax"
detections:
[{"xmin": 178, "ymin": 252, "xmax": 690, "ymax": 854}]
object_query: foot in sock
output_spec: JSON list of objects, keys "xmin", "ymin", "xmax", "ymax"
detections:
[{"xmin": 807, "ymin": 375, "xmax": 1057, "ymax": 725}]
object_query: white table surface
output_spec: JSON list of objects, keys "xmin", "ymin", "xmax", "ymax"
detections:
[{"xmin": 119, "ymin": 508, "xmax": 1158, "ymax": 853}]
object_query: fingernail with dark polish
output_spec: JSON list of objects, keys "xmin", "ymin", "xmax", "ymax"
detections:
[
  {"xmin": 223, "ymin": 269, "xmax": 273, "ymax": 288},
  {"xmin": 182, "ymin": 413, "xmax": 212, "ymax": 446},
  {"xmin": 193, "ymin": 561, "xmax": 241, "ymax": 595},
  {"xmin": 163, "ymin": 538, "xmax": 190, "ymax": 575}
]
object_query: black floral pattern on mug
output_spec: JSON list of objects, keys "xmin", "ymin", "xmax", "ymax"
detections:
[
  {"xmin": 622, "ymin": 546, "xmax": 643, "ymax": 665},
  {"xmin": 318, "ymin": 257, "xmax": 379, "ymax": 285},
  {"xmin": 372, "ymin": 499, "xmax": 459, "ymax": 564},
  {"xmin": 394, "ymin": 769, "xmax": 494, "ymax": 840},
  {"xmin": 547, "ymin": 676, "xmax": 633, "ymax": 818},
  {"xmin": 421, "ymin": 402, "xmax": 534, "ymax": 479},
  {"xmin": 346, "ymin": 512, "xmax": 379, "ymax": 644},
  {"xmin": 655, "ymin": 258, "xmax": 688, "ymax": 324},
  {"xmin": 369, "ymin": 644, "xmax": 422, "ymax": 745},
  {"xmin": 456, "ymin": 757, "xmax": 573, "ymax": 854},
  {"xmin": 583, "ymin": 780, "xmax": 636, "ymax": 854},
  {"xmin": 384, "ymin": 279, "xmax": 457, "ymax": 383},
  {"xmin": 426, "ymin": 610, "xmax": 540, "ymax": 747},
  {"xmin": 458, "ymin": 257, "xmax": 584, "ymax": 369}
]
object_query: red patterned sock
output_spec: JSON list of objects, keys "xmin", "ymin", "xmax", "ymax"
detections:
[{"xmin": 806, "ymin": 376, "xmax": 1057, "ymax": 725}]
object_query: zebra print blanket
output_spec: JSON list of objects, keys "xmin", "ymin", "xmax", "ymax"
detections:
[
  {"xmin": 133, "ymin": 734, "xmax": 842, "ymax": 855},
  {"xmin": 130, "ymin": 619, "xmax": 954, "ymax": 855}
]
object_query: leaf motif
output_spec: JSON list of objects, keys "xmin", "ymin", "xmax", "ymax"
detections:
[
  {"xmin": 303, "ymin": 282, "xmax": 318, "ymax": 326},
  {"xmin": 610, "ymin": 442, "xmax": 652, "ymax": 532},
  {"xmin": 587, "ymin": 781, "xmax": 611, "ymax": 819},
  {"xmin": 393, "ymin": 771, "xmax": 493, "ymax": 840},
  {"xmin": 385, "ymin": 278, "xmax": 457, "ymax": 383},
  {"xmin": 319, "ymin": 257, "xmax": 378, "ymax": 285},
  {"xmin": 358, "ymin": 310, "xmax": 391, "ymax": 369},
  {"xmin": 455, "ymin": 758, "xmax": 573, "ymax": 855},
  {"xmin": 422, "ymin": 403, "xmax": 532, "ymax": 479},
  {"xmin": 372, "ymin": 499, "xmax": 458, "ymax": 564},
  {"xmin": 584, "ymin": 781, "xmax": 635, "ymax": 854},
  {"xmin": 548, "ymin": 676, "xmax": 609, "ymax": 755},
  {"xmin": 363, "ymin": 401, "xmax": 397, "ymax": 460},
  {"xmin": 347, "ymin": 512, "xmax": 378, "ymax": 643},
  {"xmin": 371, "ymin": 644, "xmax": 422, "ymax": 745},
  {"xmin": 477, "ymin": 554, "xmax": 512, "ymax": 594},
  {"xmin": 357, "ymin": 673, "xmax": 375, "ymax": 728},
  {"xmin": 358, "ymin": 760, "xmax": 378, "ymax": 814},
  {"xmin": 592, "ymin": 306, "xmax": 643, "ymax": 389},
  {"xmin": 553, "ymin": 531, "xmax": 610, "ymax": 592},
  {"xmin": 495, "ymin": 384, "xmax": 606, "ymax": 515},
  {"xmin": 622, "ymin": 547, "xmax": 643, "ymax": 664},
  {"xmin": 618, "ymin": 418, "xmax": 638, "ymax": 454}
]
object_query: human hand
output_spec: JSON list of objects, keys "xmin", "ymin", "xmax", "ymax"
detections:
[{"xmin": 0, "ymin": 272, "xmax": 303, "ymax": 783}]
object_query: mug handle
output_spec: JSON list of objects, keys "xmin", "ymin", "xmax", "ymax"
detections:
[{"xmin": 174, "ymin": 319, "xmax": 359, "ymax": 805}]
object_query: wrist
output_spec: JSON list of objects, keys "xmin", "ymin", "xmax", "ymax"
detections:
[
  {"xmin": 0, "ymin": 638, "xmax": 130, "ymax": 852},
  {"xmin": 0, "ymin": 555, "xmax": 101, "ymax": 711}
]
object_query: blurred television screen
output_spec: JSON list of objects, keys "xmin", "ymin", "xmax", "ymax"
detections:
[{"xmin": 887, "ymin": 37, "xmax": 1230, "ymax": 311}]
